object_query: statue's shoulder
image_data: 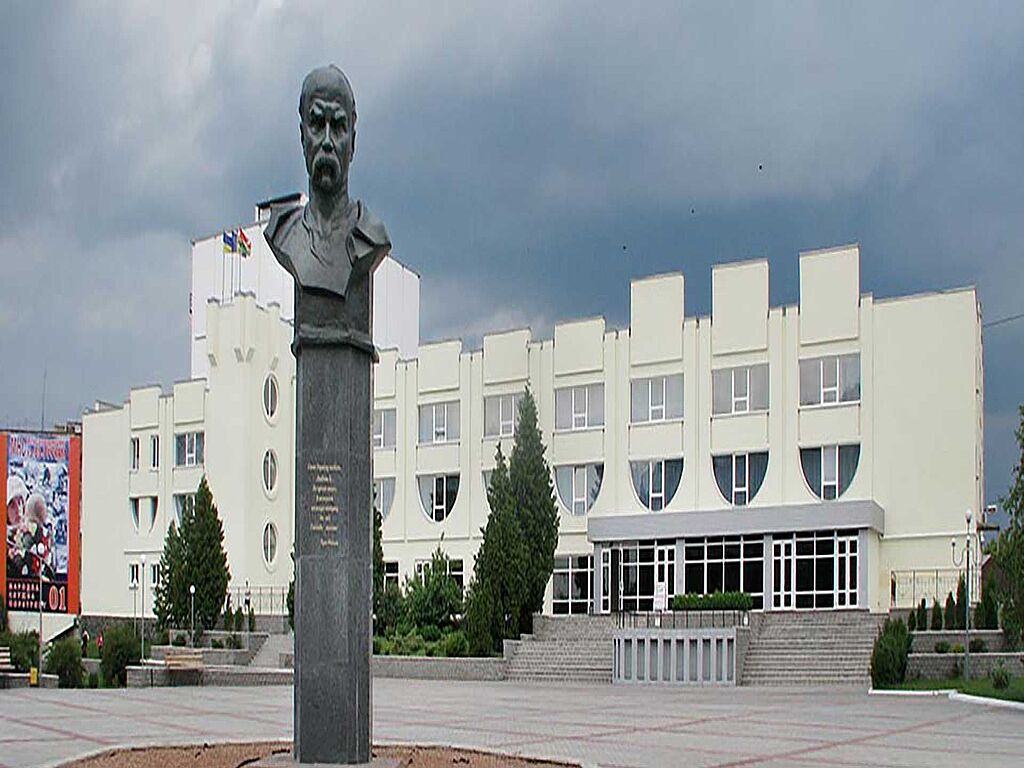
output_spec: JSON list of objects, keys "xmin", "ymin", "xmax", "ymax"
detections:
[
  {"xmin": 354, "ymin": 201, "xmax": 391, "ymax": 250},
  {"xmin": 264, "ymin": 203, "xmax": 305, "ymax": 248}
]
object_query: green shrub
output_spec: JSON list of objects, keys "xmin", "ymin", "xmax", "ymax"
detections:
[
  {"xmin": 392, "ymin": 631, "xmax": 426, "ymax": 656},
  {"xmin": 210, "ymin": 638, "xmax": 224, "ymax": 649},
  {"xmin": 976, "ymin": 582, "xmax": 1000, "ymax": 630},
  {"xmin": 372, "ymin": 636, "xmax": 387, "ymax": 655},
  {"xmin": 916, "ymin": 598, "xmax": 928, "ymax": 632},
  {"xmin": 944, "ymin": 592, "xmax": 956, "ymax": 630},
  {"xmin": 88, "ymin": 671, "xmax": 99, "ymax": 689},
  {"xmin": 223, "ymin": 595, "xmax": 233, "ymax": 631},
  {"xmin": 154, "ymin": 628, "xmax": 169, "ymax": 646},
  {"xmin": 225, "ymin": 634, "xmax": 242, "ymax": 650},
  {"xmin": 870, "ymin": 618, "xmax": 911, "ymax": 688},
  {"xmin": 172, "ymin": 633, "xmax": 187, "ymax": 647},
  {"xmin": 934, "ymin": 640, "xmax": 950, "ymax": 653},
  {"xmin": 44, "ymin": 638, "xmax": 84, "ymax": 688},
  {"xmin": 0, "ymin": 630, "xmax": 39, "ymax": 672},
  {"xmin": 969, "ymin": 638, "xmax": 988, "ymax": 653},
  {"xmin": 420, "ymin": 625, "xmax": 442, "ymax": 642},
  {"xmin": 100, "ymin": 624, "xmax": 140, "ymax": 687},
  {"xmin": 670, "ymin": 592, "xmax": 753, "ymax": 611},
  {"xmin": 247, "ymin": 607, "xmax": 256, "ymax": 633},
  {"xmin": 907, "ymin": 611, "xmax": 917, "ymax": 631},
  {"xmin": 0, "ymin": 602, "xmax": 6, "ymax": 632},
  {"xmin": 955, "ymin": 575, "xmax": 967, "ymax": 630},
  {"xmin": 951, "ymin": 642, "xmax": 964, "ymax": 654},
  {"xmin": 403, "ymin": 548, "xmax": 463, "ymax": 636},
  {"xmin": 233, "ymin": 606, "xmax": 244, "ymax": 633},
  {"xmin": 376, "ymin": 583, "xmax": 404, "ymax": 638},
  {"xmin": 931, "ymin": 599, "xmax": 943, "ymax": 631},
  {"xmin": 991, "ymin": 662, "xmax": 1011, "ymax": 690},
  {"xmin": 287, "ymin": 580, "xmax": 294, "ymax": 632},
  {"xmin": 441, "ymin": 630, "xmax": 469, "ymax": 658}
]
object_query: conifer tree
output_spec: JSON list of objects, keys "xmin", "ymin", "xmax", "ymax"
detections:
[
  {"xmin": 509, "ymin": 388, "xmax": 559, "ymax": 633},
  {"xmin": 152, "ymin": 478, "xmax": 229, "ymax": 632},
  {"xmin": 465, "ymin": 445, "xmax": 528, "ymax": 655},
  {"xmin": 372, "ymin": 491, "xmax": 385, "ymax": 627},
  {"xmin": 954, "ymin": 574, "xmax": 967, "ymax": 630}
]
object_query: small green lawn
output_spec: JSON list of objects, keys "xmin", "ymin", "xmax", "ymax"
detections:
[{"xmin": 891, "ymin": 677, "xmax": 1024, "ymax": 703}]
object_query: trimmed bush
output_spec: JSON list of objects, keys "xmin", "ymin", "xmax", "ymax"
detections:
[
  {"xmin": 944, "ymin": 592, "xmax": 956, "ymax": 630},
  {"xmin": 907, "ymin": 611, "xmax": 917, "ymax": 631},
  {"xmin": 916, "ymin": 599, "xmax": 928, "ymax": 632},
  {"xmin": 88, "ymin": 671, "xmax": 99, "ymax": 689},
  {"xmin": 934, "ymin": 640, "xmax": 951, "ymax": 654},
  {"xmin": 870, "ymin": 618, "xmax": 911, "ymax": 688},
  {"xmin": 44, "ymin": 638, "xmax": 84, "ymax": 688},
  {"xmin": 951, "ymin": 642, "xmax": 964, "ymax": 654},
  {"xmin": 172, "ymin": 633, "xmax": 187, "ymax": 647},
  {"xmin": 968, "ymin": 638, "xmax": 988, "ymax": 653},
  {"xmin": 0, "ymin": 630, "xmax": 39, "ymax": 672},
  {"xmin": 233, "ymin": 606, "xmax": 244, "ymax": 633},
  {"xmin": 223, "ymin": 594, "xmax": 233, "ymax": 631},
  {"xmin": 441, "ymin": 630, "xmax": 469, "ymax": 658},
  {"xmin": 955, "ymin": 575, "xmax": 967, "ymax": 630},
  {"xmin": 420, "ymin": 625, "xmax": 442, "ymax": 642},
  {"xmin": 376, "ymin": 583, "xmax": 404, "ymax": 638},
  {"xmin": 225, "ymin": 634, "xmax": 242, "ymax": 650},
  {"xmin": 991, "ymin": 662, "xmax": 1011, "ymax": 690},
  {"xmin": 671, "ymin": 592, "xmax": 753, "ymax": 611},
  {"xmin": 210, "ymin": 638, "xmax": 224, "ymax": 649},
  {"xmin": 100, "ymin": 624, "xmax": 140, "ymax": 687},
  {"xmin": 931, "ymin": 599, "xmax": 943, "ymax": 631},
  {"xmin": 248, "ymin": 607, "xmax": 256, "ymax": 633}
]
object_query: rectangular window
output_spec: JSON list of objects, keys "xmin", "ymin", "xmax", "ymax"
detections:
[
  {"xmin": 822, "ymin": 445, "xmax": 838, "ymax": 500},
  {"xmin": 149, "ymin": 435, "xmax": 159, "ymax": 469},
  {"xmin": 799, "ymin": 354, "xmax": 861, "ymax": 407},
  {"xmin": 418, "ymin": 401, "xmax": 460, "ymax": 444},
  {"xmin": 682, "ymin": 535, "xmax": 764, "ymax": 610},
  {"xmin": 414, "ymin": 558, "xmax": 462, "ymax": 593},
  {"xmin": 129, "ymin": 562, "xmax": 140, "ymax": 587},
  {"xmin": 384, "ymin": 561, "xmax": 400, "ymax": 589},
  {"xmin": 572, "ymin": 466, "xmax": 588, "ymax": 516},
  {"xmin": 130, "ymin": 437, "xmax": 140, "ymax": 471},
  {"xmin": 733, "ymin": 454, "xmax": 748, "ymax": 506},
  {"xmin": 554, "ymin": 384, "xmax": 604, "ymax": 430},
  {"xmin": 174, "ymin": 431, "xmax": 205, "ymax": 467},
  {"xmin": 373, "ymin": 408, "xmax": 396, "ymax": 449},
  {"xmin": 711, "ymin": 365, "xmax": 768, "ymax": 415},
  {"xmin": 484, "ymin": 393, "xmax": 523, "ymax": 437},
  {"xmin": 552, "ymin": 554, "xmax": 593, "ymax": 614},
  {"xmin": 151, "ymin": 563, "xmax": 161, "ymax": 587},
  {"xmin": 630, "ymin": 375, "xmax": 683, "ymax": 423}
]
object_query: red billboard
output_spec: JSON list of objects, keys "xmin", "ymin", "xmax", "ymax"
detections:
[{"xmin": 2, "ymin": 431, "xmax": 81, "ymax": 615}]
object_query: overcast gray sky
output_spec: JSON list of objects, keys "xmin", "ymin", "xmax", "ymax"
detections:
[{"xmin": 1, "ymin": 2, "xmax": 1021, "ymax": 510}]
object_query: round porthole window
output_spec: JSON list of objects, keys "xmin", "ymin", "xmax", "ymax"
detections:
[
  {"xmin": 263, "ymin": 374, "xmax": 279, "ymax": 421},
  {"xmin": 263, "ymin": 522, "xmax": 278, "ymax": 566},
  {"xmin": 263, "ymin": 449, "xmax": 278, "ymax": 495}
]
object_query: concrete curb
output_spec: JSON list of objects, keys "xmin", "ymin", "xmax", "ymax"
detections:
[{"xmin": 870, "ymin": 687, "xmax": 1024, "ymax": 711}]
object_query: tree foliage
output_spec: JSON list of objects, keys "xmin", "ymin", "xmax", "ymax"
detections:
[
  {"xmin": 993, "ymin": 405, "xmax": 1024, "ymax": 648},
  {"xmin": 372, "ymin": 491, "xmax": 385, "ymax": 628},
  {"xmin": 509, "ymin": 387, "xmax": 559, "ymax": 633},
  {"xmin": 465, "ymin": 445, "xmax": 528, "ymax": 655},
  {"xmin": 870, "ymin": 617, "xmax": 911, "ymax": 688},
  {"xmin": 916, "ymin": 599, "xmax": 928, "ymax": 632},
  {"xmin": 403, "ymin": 545, "xmax": 462, "ymax": 635},
  {"xmin": 931, "ymin": 598, "xmax": 943, "ymax": 631},
  {"xmin": 944, "ymin": 592, "xmax": 956, "ymax": 630},
  {"xmin": 955, "ymin": 574, "xmax": 967, "ymax": 630},
  {"xmin": 152, "ymin": 477, "xmax": 230, "ymax": 631}
]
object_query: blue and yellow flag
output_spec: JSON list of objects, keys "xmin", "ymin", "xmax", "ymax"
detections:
[{"xmin": 222, "ymin": 230, "xmax": 238, "ymax": 254}]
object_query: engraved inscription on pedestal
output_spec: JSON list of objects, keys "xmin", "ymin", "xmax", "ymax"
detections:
[{"xmin": 309, "ymin": 462, "xmax": 342, "ymax": 549}]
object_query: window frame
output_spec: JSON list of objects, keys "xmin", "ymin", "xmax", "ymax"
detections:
[
  {"xmin": 418, "ymin": 473, "xmax": 460, "ymax": 523},
  {"xmin": 483, "ymin": 393, "xmax": 523, "ymax": 438},
  {"xmin": 262, "ymin": 449, "xmax": 278, "ymax": 495},
  {"xmin": 174, "ymin": 431, "xmax": 204, "ymax": 468},
  {"xmin": 732, "ymin": 454, "xmax": 749, "ymax": 506},
  {"xmin": 555, "ymin": 384, "xmax": 604, "ymax": 432},
  {"xmin": 263, "ymin": 374, "xmax": 279, "ymax": 421},
  {"xmin": 262, "ymin": 521, "xmax": 278, "ymax": 566},
  {"xmin": 372, "ymin": 408, "xmax": 396, "ymax": 449},
  {"xmin": 630, "ymin": 375, "xmax": 684, "ymax": 424},
  {"xmin": 128, "ymin": 562, "xmax": 140, "ymax": 587},
  {"xmin": 552, "ymin": 554, "xmax": 594, "ymax": 615},
  {"xmin": 383, "ymin": 560, "xmax": 400, "ymax": 589},
  {"xmin": 130, "ymin": 437, "xmax": 140, "ymax": 472},
  {"xmin": 129, "ymin": 497, "xmax": 140, "ymax": 532},
  {"xmin": 800, "ymin": 354, "xmax": 862, "ymax": 408},
  {"xmin": 712, "ymin": 364, "xmax": 768, "ymax": 416},
  {"xmin": 149, "ymin": 434, "xmax": 159, "ymax": 470},
  {"xmin": 419, "ymin": 401, "xmax": 460, "ymax": 445}
]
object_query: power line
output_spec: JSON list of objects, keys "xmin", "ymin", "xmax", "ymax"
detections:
[{"xmin": 983, "ymin": 311, "xmax": 1024, "ymax": 330}]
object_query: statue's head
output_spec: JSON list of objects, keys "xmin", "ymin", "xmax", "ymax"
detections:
[{"xmin": 299, "ymin": 65, "xmax": 356, "ymax": 196}]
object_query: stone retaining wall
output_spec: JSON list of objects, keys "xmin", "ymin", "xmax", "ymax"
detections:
[
  {"xmin": 908, "ymin": 652, "xmax": 1023, "ymax": 680},
  {"xmin": 127, "ymin": 665, "xmax": 293, "ymax": 688},
  {"xmin": 0, "ymin": 672, "xmax": 59, "ymax": 689},
  {"xmin": 371, "ymin": 655, "xmax": 506, "ymax": 681},
  {"xmin": 151, "ymin": 644, "xmax": 253, "ymax": 666},
  {"xmin": 910, "ymin": 630, "xmax": 1004, "ymax": 654}
]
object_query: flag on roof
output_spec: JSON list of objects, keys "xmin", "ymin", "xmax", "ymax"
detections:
[
  {"xmin": 238, "ymin": 228, "xmax": 252, "ymax": 258},
  {"xmin": 222, "ymin": 230, "xmax": 237, "ymax": 254}
]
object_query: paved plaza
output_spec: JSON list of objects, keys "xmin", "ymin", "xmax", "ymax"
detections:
[{"xmin": 0, "ymin": 681, "xmax": 1021, "ymax": 768}]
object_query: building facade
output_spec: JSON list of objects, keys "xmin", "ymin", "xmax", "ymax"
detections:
[{"xmin": 81, "ymin": 243, "xmax": 984, "ymax": 619}]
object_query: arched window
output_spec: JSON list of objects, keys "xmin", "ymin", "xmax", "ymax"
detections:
[
  {"xmin": 712, "ymin": 452, "xmax": 768, "ymax": 506},
  {"xmin": 263, "ymin": 449, "xmax": 278, "ymax": 495},
  {"xmin": 417, "ymin": 474, "xmax": 460, "ymax": 522},
  {"xmin": 554, "ymin": 464, "xmax": 604, "ymax": 516},
  {"xmin": 801, "ymin": 445, "xmax": 860, "ymax": 500},
  {"xmin": 263, "ymin": 522, "xmax": 278, "ymax": 566},
  {"xmin": 629, "ymin": 459, "xmax": 683, "ymax": 511},
  {"xmin": 373, "ymin": 477, "xmax": 396, "ymax": 520},
  {"xmin": 263, "ymin": 374, "xmax": 279, "ymax": 421}
]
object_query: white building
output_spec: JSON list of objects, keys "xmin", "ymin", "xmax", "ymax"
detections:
[{"xmin": 81, "ymin": 243, "xmax": 983, "ymax": 620}]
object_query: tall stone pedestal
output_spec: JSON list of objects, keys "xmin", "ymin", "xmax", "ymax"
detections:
[{"xmin": 293, "ymin": 343, "xmax": 373, "ymax": 765}]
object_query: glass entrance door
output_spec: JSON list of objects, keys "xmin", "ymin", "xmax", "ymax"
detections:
[
  {"xmin": 655, "ymin": 544, "xmax": 674, "ymax": 610},
  {"xmin": 772, "ymin": 538, "xmax": 795, "ymax": 610}
]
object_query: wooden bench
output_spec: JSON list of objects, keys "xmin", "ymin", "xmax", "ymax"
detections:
[
  {"xmin": 164, "ymin": 650, "xmax": 204, "ymax": 671},
  {"xmin": 0, "ymin": 647, "xmax": 13, "ymax": 672}
]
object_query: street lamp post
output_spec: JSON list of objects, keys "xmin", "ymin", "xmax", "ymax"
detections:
[
  {"xmin": 189, "ymin": 584, "xmax": 196, "ymax": 647},
  {"xmin": 951, "ymin": 509, "xmax": 973, "ymax": 681},
  {"xmin": 140, "ymin": 554, "xmax": 147, "ymax": 660}
]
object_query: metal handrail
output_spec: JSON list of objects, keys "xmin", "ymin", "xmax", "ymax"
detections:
[{"xmin": 615, "ymin": 610, "xmax": 748, "ymax": 630}]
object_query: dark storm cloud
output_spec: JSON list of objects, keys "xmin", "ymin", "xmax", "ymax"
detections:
[{"xmin": 0, "ymin": 1, "xmax": 1022, "ymax": 504}]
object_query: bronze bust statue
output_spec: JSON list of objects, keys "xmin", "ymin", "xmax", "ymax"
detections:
[{"xmin": 265, "ymin": 65, "xmax": 391, "ymax": 355}]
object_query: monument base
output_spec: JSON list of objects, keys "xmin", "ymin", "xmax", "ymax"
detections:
[{"xmin": 250, "ymin": 753, "xmax": 400, "ymax": 768}]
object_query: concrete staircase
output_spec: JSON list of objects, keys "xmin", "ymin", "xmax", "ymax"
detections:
[
  {"xmin": 504, "ymin": 615, "xmax": 616, "ymax": 684},
  {"xmin": 741, "ymin": 611, "xmax": 884, "ymax": 686},
  {"xmin": 249, "ymin": 631, "xmax": 293, "ymax": 669}
]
